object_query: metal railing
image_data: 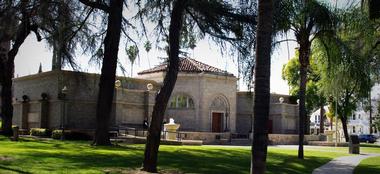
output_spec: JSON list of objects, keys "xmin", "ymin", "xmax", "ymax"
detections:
[{"xmin": 116, "ymin": 126, "xmax": 185, "ymax": 141}]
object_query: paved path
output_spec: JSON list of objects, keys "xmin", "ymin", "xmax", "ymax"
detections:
[{"xmin": 312, "ymin": 153, "xmax": 380, "ymax": 174}]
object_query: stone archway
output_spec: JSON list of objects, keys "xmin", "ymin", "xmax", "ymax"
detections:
[{"xmin": 209, "ymin": 95, "xmax": 230, "ymax": 132}]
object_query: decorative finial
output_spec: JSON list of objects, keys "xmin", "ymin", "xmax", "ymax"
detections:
[{"xmin": 38, "ymin": 63, "xmax": 42, "ymax": 73}]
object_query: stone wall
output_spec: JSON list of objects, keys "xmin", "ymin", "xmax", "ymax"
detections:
[
  {"xmin": 269, "ymin": 103, "xmax": 299, "ymax": 134},
  {"xmin": 269, "ymin": 134, "xmax": 323, "ymax": 145},
  {"xmin": 179, "ymin": 131, "xmax": 231, "ymax": 144},
  {"xmin": 12, "ymin": 70, "xmax": 158, "ymax": 130},
  {"xmin": 236, "ymin": 92, "xmax": 253, "ymax": 134},
  {"xmin": 114, "ymin": 89, "xmax": 156, "ymax": 127},
  {"xmin": 236, "ymin": 92, "xmax": 299, "ymax": 134}
]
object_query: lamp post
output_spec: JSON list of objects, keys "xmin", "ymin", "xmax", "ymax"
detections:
[
  {"xmin": 115, "ymin": 80, "xmax": 121, "ymax": 89},
  {"xmin": 335, "ymin": 93, "xmax": 338, "ymax": 147},
  {"xmin": 145, "ymin": 83, "xmax": 154, "ymax": 130},
  {"xmin": 60, "ymin": 86, "xmax": 68, "ymax": 140},
  {"xmin": 279, "ymin": 97, "xmax": 284, "ymax": 103}
]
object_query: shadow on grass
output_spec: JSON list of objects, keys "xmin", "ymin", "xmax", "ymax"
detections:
[
  {"xmin": 158, "ymin": 147, "xmax": 334, "ymax": 174},
  {"xmin": 360, "ymin": 144, "xmax": 380, "ymax": 148},
  {"xmin": 0, "ymin": 137, "xmax": 335, "ymax": 174},
  {"xmin": 0, "ymin": 165, "xmax": 32, "ymax": 174},
  {"xmin": 354, "ymin": 164, "xmax": 380, "ymax": 174},
  {"xmin": 267, "ymin": 151, "xmax": 333, "ymax": 174}
]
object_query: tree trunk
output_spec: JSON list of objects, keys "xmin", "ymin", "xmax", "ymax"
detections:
[
  {"xmin": 319, "ymin": 104, "xmax": 325, "ymax": 134},
  {"xmin": 250, "ymin": 0, "xmax": 274, "ymax": 173},
  {"xmin": 341, "ymin": 116, "xmax": 349, "ymax": 142},
  {"xmin": 52, "ymin": 1, "xmax": 64, "ymax": 71},
  {"xmin": 1, "ymin": 19, "xmax": 32, "ymax": 136},
  {"xmin": 92, "ymin": 0, "xmax": 123, "ymax": 146},
  {"xmin": 0, "ymin": 68, "xmax": 13, "ymax": 136},
  {"xmin": 297, "ymin": 38, "xmax": 310, "ymax": 159},
  {"xmin": 131, "ymin": 64, "xmax": 133, "ymax": 77},
  {"xmin": 142, "ymin": 0, "xmax": 186, "ymax": 172}
]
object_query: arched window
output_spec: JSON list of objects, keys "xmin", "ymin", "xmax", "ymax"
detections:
[
  {"xmin": 169, "ymin": 94, "xmax": 194, "ymax": 109},
  {"xmin": 353, "ymin": 126, "xmax": 356, "ymax": 133}
]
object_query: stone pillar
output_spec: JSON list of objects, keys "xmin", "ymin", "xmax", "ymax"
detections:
[
  {"xmin": 39, "ymin": 93, "xmax": 49, "ymax": 128},
  {"xmin": 144, "ymin": 90, "xmax": 150, "ymax": 123},
  {"xmin": 21, "ymin": 100, "xmax": 29, "ymax": 129}
]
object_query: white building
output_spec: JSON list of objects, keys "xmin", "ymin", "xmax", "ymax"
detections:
[
  {"xmin": 348, "ymin": 109, "xmax": 370, "ymax": 135},
  {"xmin": 310, "ymin": 106, "xmax": 332, "ymax": 135},
  {"xmin": 310, "ymin": 104, "xmax": 379, "ymax": 136}
]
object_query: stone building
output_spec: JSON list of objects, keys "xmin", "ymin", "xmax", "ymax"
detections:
[
  {"xmin": 12, "ymin": 70, "xmax": 158, "ymax": 130},
  {"xmin": 138, "ymin": 58, "xmax": 237, "ymax": 132},
  {"xmin": 11, "ymin": 57, "xmax": 299, "ymax": 136}
]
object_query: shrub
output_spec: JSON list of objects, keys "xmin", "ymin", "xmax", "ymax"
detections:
[
  {"xmin": 65, "ymin": 131, "xmax": 92, "ymax": 140},
  {"xmin": 51, "ymin": 129, "xmax": 93, "ymax": 140},
  {"xmin": 30, "ymin": 128, "xmax": 51, "ymax": 137},
  {"xmin": 51, "ymin": 130, "xmax": 63, "ymax": 139}
]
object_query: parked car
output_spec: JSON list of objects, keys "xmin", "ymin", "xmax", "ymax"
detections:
[{"xmin": 358, "ymin": 134, "xmax": 377, "ymax": 143}]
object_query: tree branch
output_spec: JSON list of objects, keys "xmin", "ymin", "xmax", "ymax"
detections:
[
  {"xmin": 30, "ymin": 24, "xmax": 42, "ymax": 41},
  {"xmin": 65, "ymin": 8, "xmax": 94, "ymax": 42},
  {"xmin": 186, "ymin": 8, "xmax": 237, "ymax": 41},
  {"xmin": 79, "ymin": 0, "xmax": 109, "ymax": 12},
  {"xmin": 272, "ymin": 39, "xmax": 297, "ymax": 46}
]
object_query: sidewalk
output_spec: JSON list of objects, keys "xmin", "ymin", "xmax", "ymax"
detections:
[{"xmin": 312, "ymin": 153, "xmax": 380, "ymax": 174}]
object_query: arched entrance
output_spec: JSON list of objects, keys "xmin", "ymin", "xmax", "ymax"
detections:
[{"xmin": 209, "ymin": 95, "xmax": 230, "ymax": 132}]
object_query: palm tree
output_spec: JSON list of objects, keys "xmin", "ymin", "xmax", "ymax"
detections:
[
  {"xmin": 144, "ymin": 41, "xmax": 152, "ymax": 68},
  {"xmin": 126, "ymin": 45, "xmax": 139, "ymax": 77},
  {"xmin": 276, "ymin": 0, "xmax": 336, "ymax": 159},
  {"xmin": 251, "ymin": 0, "xmax": 274, "ymax": 173}
]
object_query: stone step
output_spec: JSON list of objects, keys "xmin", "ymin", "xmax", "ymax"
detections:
[{"xmin": 231, "ymin": 139, "xmax": 252, "ymax": 145}]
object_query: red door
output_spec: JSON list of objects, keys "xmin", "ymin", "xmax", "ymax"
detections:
[{"xmin": 212, "ymin": 113, "xmax": 223, "ymax": 132}]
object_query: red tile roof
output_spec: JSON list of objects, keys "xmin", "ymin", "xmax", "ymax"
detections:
[{"xmin": 138, "ymin": 57, "xmax": 234, "ymax": 76}]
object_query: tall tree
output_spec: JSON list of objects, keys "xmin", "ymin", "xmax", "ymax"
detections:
[
  {"xmin": 0, "ymin": 1, "xmax": 42, "ymax": 136},
  {"xmin": 318, "ymin": 6, "xmax": 379, "ymax": 142},
  {"xmin": 79, "ymin": 0, "xmax": 124, "ymax": 145},
  {"xmin": 142, "ymin": 0, "xmax": 187, "ymax": 171},
  {"xmin": 276, "ymin": 0, "xmax": 336, "ymax": 159},
  {"xmin": 282, "ymin": 51, "xmax": 327, "ymax": 134},
  {"xmin": 140, "ymin": 0, "xmax": 256, "ymax": 172},
  {"xmin": 0, "ymin": 0, "xmax": 91, "ymax": 136},
  {"xmin": 251, "ymin": 0, "xmax": 273, "ymax": 173}
]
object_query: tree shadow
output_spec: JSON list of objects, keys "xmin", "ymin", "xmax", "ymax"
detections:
[
  {"xmin": 354, "ymin": 163, "xmax": 380, "ymax": 173},
  {"xmin": 0, "ymin": 138, "xmax": 336, "ymax": 174},
  {"xmin": 360, "ymin": 144, "xmax": 380, "ymax": 148},
  {"xmin": 0, "ymin": 165, "xmax": 32, "ymax": 174}
]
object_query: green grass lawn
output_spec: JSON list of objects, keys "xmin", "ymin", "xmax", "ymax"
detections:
[
  {"xmin": 0, "ymin": 136, "xmax": 365, "ymax": 174},
  {"xmin": 354, "ymin": 143, "xmax": 380, "ymax": 174}
]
